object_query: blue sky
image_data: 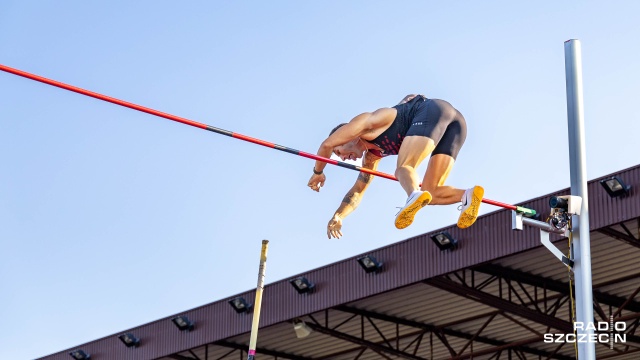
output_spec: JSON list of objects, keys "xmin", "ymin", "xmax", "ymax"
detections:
[{"xmin": 1, "ymin": 1, "xmax": 639, "ymax": 359}]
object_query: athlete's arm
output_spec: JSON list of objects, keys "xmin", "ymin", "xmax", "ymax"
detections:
[
  {"xmin": 313, "ymin": 108, "xmax": 395, "ymax": 175},
  {"xmin": 327, "ymin": 151, "xmax": 381, "ymax": 239}
]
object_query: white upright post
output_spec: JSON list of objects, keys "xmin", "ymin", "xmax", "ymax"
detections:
[{"xmin": 564, "ymin": 39, "xmax": 596, "ymax": 360}]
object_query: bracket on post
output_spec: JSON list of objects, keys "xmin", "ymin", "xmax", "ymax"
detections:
[
  {"xmin": 512, "ymin": 211, "xmax": 574, "ymax": 268},
  {"xmin": 540, "ymin": 229, "xmax": 573, "ymax": 267}
]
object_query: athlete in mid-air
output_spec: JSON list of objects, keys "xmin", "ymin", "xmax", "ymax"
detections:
[{"xmin": 307, "ymin": 94, "xmax": 483, "ymax": 239}]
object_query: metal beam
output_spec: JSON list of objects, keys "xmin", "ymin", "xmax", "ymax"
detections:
[
  {"xmin": 598, "ymin": 227, "xmax": 640, "ymax": 249},
  {"xmin": 475, "ymin": 264, "xmax": 640, "ymax": 312},
  {"xmin": 315, "ymin": 345, "xmax": 368, "ymax": 360},
  {"xmin": 214, "ymin": 340, "xmax": 313, "ymax": 360},
  {"xmin": 428, "ymin": 277, "xmax": 640, "ymax": 346},
  {"xmin": 598, "ymin": 348, "xmax": 640, "ymax": 359},
  {"xmin": 336, "ymin": 305, "xmax": 495, "ymax": 342},
  {"xmin": 425, "ymin": 277, "xmax": 573, "ymax": 332},
  {"xmin": 448, "ymin": 336, "xmax": 545, "ymax": 360},
  {"xmin": 334, "ymin": 305, "xmax": 573, "ymax": 360},
  {"xmin": 168, "ymin": 355, "xmax": 198, "ymax": 360},
  {"xmin": 304, "ymin": 321, "xmax": 425, "ymax": 360}
]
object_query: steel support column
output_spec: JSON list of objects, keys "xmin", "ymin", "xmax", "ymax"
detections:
[{"xmin": 565, "ymin": 38, "xmax": 596, "ymax": 359}]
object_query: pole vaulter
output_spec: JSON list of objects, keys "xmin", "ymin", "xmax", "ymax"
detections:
[{"xmin": 0, "ymin": 63, "xmax": 536, "ymax": 217}]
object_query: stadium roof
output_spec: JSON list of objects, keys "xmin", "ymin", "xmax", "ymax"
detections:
[{"xmin": 40, "ymin": 164, "xmax": 640, "ymax": 360}]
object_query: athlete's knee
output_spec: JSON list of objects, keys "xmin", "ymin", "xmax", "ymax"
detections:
[{"xmin": 395, "ymin": 165, "xmax": 416, "ymax": 177}]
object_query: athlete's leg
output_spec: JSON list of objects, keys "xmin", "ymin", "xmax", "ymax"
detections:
[
  {"xmin": 421, "ymin": 101, "xmax": 467, "ymax": 204},
  {"xmin": 393, "ymin": 98, "xmax": 452, "ymax": 229},
  {"xmin": 420, "ymin": 154, "xmax": 465, "ymax": 205},
  {"xmin": 393, "ymin": 136, "xmax": 435, "ymax": 229},
  {"xmin": 421, "ymin": 104, "xmax": 483, "ymax": 228},
  {"xmin": 395, "ymin": 136, "xmax": 435, "ymax": 197}
]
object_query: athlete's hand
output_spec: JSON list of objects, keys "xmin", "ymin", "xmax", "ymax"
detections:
[
  {"xmin": 307, "ymin": 173, "xmax": 326, "ymax": 192},
  {"xmin": 327, "ymin": 215, "xmax": 343, "ymax": 239}
]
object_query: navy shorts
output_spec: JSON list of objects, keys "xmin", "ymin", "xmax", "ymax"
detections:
[{"xmin": 405, "ymin": 98, "xmax": 467, "ymax": 159}]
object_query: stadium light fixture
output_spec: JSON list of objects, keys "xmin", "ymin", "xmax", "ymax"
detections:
[
  {"xmin": 171, "ymin": 315, "xmax": 195, "ymax": 331},
  {"xmin": 600, "ymin": 176, "xmax": 631, "ymax": 198},
  {"xmin": 430, "ymin": 231, "xmax": 458, "ymax": 251},
  {"xmin": 293, "ymin": 319, "xmax": 312, "ymax": 338},
  {"xmin": 357, "ymin": 255, "xmax": 383, "ymax": 273},
  {"xmin": 118, "ymin": 333, "xmax": 140, "ymax": 348},
  {"xmin": 229, "ymin": 297, "xmax": 252, "ymax": 313},
  {"xmin": 69, "ymin": 350, "xmax": 90, "ymax": 360},
  {"xmin": 290, "ymin": 277, "xmax": 315, "ymax": 294}
]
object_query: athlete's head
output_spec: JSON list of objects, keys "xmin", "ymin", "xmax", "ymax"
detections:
[{"xmin": 329, "ymin": 123, "xmax": 366, "ymax": 161}]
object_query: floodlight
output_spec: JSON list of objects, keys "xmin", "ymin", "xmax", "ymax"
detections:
[
  {"xmin": 430, "ymin": 231, "xmax": 458, "ymax": 251},
  {"xmin": 229, "ymin": 297, "xmax": 252, "ymax": 313},
  {"xmin": 171, "ymin": 315, "xmax": 195, "ymax": 331},
  {"xmin": 600, "ymin": 176, "xmax": 631, "ymax": 198},
  {"xmin": 118, "ymin": 333, "xmax": 140, "ymax": 348},
  {"xmin": 290, "ymin": 277, "xmax": 315, "ymax": 294},
  {"xmin": 293, "ymin": 319, "xmax": 312, "ymax": 338},
  {"xmin": 357, "ymin": 255, "xmax": 383, "ymax": 273},
  {"xmin": 69, "ymin": 350, "xmax": 90, "ymax": 360}
]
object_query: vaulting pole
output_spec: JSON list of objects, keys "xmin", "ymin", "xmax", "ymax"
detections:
[
  {"xmin": 0, "ymin": 63, "xmax": 535, "ymax": 216},
  {"xmin": 247, "ymin": 240, "xmax": 269, "ymax": 360}
]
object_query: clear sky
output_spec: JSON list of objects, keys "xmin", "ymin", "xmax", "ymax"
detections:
[{"xmin": 1, "ymin": 1, "xmax": 639, "ymax": 359}]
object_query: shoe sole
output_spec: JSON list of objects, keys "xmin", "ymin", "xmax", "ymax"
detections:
[
  {"xmin": 457, "ymin": 186, "xmax": 484, "ymax": 229},
  {"xmin": 395, "ymin": 192, "xmax": 432, "ymax": 229}
]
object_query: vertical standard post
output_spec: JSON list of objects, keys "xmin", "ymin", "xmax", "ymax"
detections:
[
  {"xmin": 247, "ymin": 240, "xmax": 269, "ymax": 360},
  {"xmin": 564, "ymin": 39, "xmax": 595, "ymax": 360}
]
